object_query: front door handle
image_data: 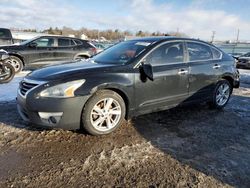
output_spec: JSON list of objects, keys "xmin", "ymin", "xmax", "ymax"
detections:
[
  {"xmin": 178, "ymin": 69, "xmax": 188, "ymax": 75},
  {"xmin": 213, "ymin": 64, "xmax": 221, "ymax": 69}
]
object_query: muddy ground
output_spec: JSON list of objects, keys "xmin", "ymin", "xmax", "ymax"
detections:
[{"xmin": 0, "ymin": 83, "xmax": 250, "ymax": 187}]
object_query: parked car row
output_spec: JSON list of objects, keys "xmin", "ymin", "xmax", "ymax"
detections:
[{"xmin": 92, "ymin": 42, "xmax": 113, "ymax": 53}]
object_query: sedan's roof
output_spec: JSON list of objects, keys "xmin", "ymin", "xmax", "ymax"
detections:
[{"xmin": 129, "ymin": 36, "xmax": 201, "ymax": 43}]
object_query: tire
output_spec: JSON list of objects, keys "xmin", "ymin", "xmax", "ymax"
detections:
[
  {"xmin": 82, "ymin": 90, "xmax": 126, "ymax": 135},
  {"xmin": 209, "ymin": 79, "xmax": 232, "ymax": 109},
  {"xmin": 0, "ymin": 63, "xmax": 15, "ymax": 83},
  {"xmin": 8, "ymin": 56, "xmax": 23, "ymax": 73}
]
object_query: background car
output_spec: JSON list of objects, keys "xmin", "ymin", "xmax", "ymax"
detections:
[
  {"xmin": 228, "ymin": 52, "xmax": 244, "ymax": 58},
  {"xmin": 0, "ymin": 28, "xmax": 14, "ymax": 46},
  {"xmin": 0, "ymin": 36, "xmax": 97, "ymax": 72},
  {"xmin": 17, "ymin": 37, "xmax": 240, "ymax": 136},
  {"xmin": 93, "ymin": 42, "xmax": 114, "ymax": 53},
  {"xmin": 236, "ymin": 52, "xmax": 250, "ymax": 69}
]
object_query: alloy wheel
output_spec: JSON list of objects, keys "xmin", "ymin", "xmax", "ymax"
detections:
[
  {"xmin": 8, "ymin": 57, "xmax": 22, "ymax": 73},
  {"xmin": 216, "ymin": 83, "xmax": 230, "ymax": 106},
  {"xmin": 90, "ymin": 98, "xmax": 122, "ymax": 131}
]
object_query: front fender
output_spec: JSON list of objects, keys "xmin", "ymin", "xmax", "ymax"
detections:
[
  {"xmin": 8, "ymin": 52, "xmax": 25, "ymax": 63},
  {"xmin": 75, "ymin": 73, "xmax": 135, "ymax": 111}
]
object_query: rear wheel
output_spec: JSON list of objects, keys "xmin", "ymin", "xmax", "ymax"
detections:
[
  {"xmin": 82, "ymin": 90, "xmax": 126, "ymax": 135},
  {"xmin": 8, "ymin": 56, "xmax": 23, "ymax": 73},
  {"xmin": 209, "ymin": 79, "xmax": 232, "ymax": 109}
]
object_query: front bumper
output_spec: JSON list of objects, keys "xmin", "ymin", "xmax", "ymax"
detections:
[{"xmin": 17, "ymin": 90, "xmax": 90, "ymax": 130}]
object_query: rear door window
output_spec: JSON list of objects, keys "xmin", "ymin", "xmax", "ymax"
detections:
[
  {"xmin": 187, "ymin": 42, "xmax": 213, "ymax": 61},
  {"xmin": 58, "ymin": 38, "xmax": 73, "ymax": 47}
]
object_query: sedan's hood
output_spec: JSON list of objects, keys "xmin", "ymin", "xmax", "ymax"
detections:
[{"xmin": 28, "ymin": 59, "xmax": 115, "ymax": 81}]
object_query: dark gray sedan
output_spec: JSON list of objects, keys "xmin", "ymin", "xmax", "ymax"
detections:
[{"xmin": 17, "ymin": 37, "xmax": 240, "ymax": 135}]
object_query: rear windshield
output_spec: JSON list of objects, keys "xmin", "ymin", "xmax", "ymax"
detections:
[
  {"xmin": 92, "ymin": 41, "xmax": 151, "ymax": 64},
  {"xmin": 0, "ymin": 29, "xmax": 12, "ymax": 39}
]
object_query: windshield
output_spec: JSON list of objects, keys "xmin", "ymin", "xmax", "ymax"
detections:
[
  {"xmin": 92, "ymin": 41, "xmax": 151, "ymax": 64},
  {"xmin": 19, "ymin": 36, "xmax": 40, "ymax": 45}
]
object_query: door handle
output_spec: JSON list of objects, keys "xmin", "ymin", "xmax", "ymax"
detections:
[
  {"xmin": 178, "ymin": 69, "xmax": 188, "ymax": 75},
  {"xmin": 213, "ymin": 64, "xmax": 221, "ymax": 69}
]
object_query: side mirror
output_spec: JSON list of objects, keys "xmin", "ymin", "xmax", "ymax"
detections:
[
  {"xmin": 140, "ymin": 63, "xmax": 154, "ymax": 81},
  {"xmin": 29, "ymin": 42, "xmax": 37, "ymax": 48}
]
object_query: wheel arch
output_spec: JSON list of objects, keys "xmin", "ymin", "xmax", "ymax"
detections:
[
  {"xmin": 88, "ymin": 85, "xmax": 130, "ymax": 119},
  {"xmin": 74, "ymin": 53, "xmax": 90, "ymax": 60},
  {"xmin": 105, "ymin": 87, "xmax": 130, "ymax": 119},
  {"xmin": 8, "ymin": 53, "xmax": 25, "ymax": 66},
  {"xmin": 221, "ymin": 74, "xmax": 234, "ymax": 93}
]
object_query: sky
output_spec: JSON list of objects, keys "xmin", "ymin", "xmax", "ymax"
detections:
[{"xmin": 0, "ymin": 0, "xmax": 250, "ymax": 41}]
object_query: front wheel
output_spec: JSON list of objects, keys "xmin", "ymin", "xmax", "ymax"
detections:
[
  {"xmin": 82, "ymin": 90, "xmax": 126, "ymax": 135},
  {"xmin": 209, "ymin": 80, "xmax": 232, "ymax": 109}
]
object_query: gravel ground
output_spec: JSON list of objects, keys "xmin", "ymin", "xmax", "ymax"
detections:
[{"xmin": 0, "ymin": 71, "xmax": 250, "ymax": 187}]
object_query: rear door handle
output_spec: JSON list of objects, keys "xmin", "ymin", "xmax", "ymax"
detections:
[
  {"xmin": 213, "ymin": 64, "xmax": 221, "ymax": 69},
  {"xmin": 178, "ymin": 69, "xmax": 188, "ymax": 75}
]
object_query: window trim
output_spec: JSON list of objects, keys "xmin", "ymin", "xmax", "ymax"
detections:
[
  {"xmin": 185, "ymin": 41, "xmax": 222, "ymax": 63},
  {"xmin": 134, "ymin": 40, "xmax": 186, "ymax": 68}
]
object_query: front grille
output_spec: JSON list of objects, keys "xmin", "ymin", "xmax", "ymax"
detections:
[{"xmin": 20, "ymin": 81, "xmax": 38, "ymax": 96}]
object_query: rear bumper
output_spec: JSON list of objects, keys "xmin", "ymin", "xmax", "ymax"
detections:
[{"xmin": 17, "ymin": 90, "xmax": 90, "ymax": 130}]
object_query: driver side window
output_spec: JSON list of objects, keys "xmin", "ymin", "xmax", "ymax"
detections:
[
  {"xmin": 145, "ymin": 42, "xmax": 184, "ymax": 66},
  {"xmin": 33, "ymin": 38, "xmax": 55, "ymax": 47}
]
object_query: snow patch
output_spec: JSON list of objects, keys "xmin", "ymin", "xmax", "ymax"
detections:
[
  {"xmin": 240, "ymin": 70, "xmax": 250, "ymax": 84},
  {"xmin": 0, "ymin": 71, "xmax": 29, "ymax": 102}
]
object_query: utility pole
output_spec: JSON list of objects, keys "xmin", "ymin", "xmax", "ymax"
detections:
[
  {"xmin": 236, "ymin": 28, "xmax": 240, "ymax": 43},
  {"xmin": 98, "ymin": 30, "xmax": 100, "ymax": 41},
  {"xmin": 232, "ymin": 29, "xmax": 240, "ymax": 53},
  {"xmin": 211, "ymin": 31, "xmax": 216, "ymax": 43}
]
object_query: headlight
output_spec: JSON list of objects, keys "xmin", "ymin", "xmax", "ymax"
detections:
[{"xmin": 39, "ymin": 80, "xmax": 85, "ymax": 98}]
